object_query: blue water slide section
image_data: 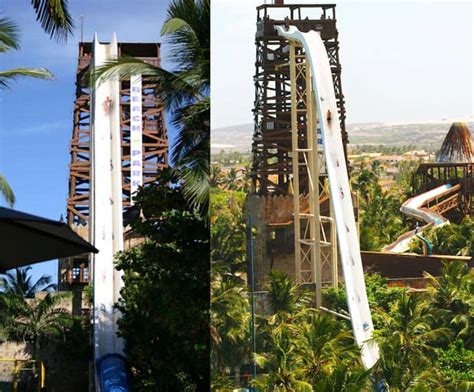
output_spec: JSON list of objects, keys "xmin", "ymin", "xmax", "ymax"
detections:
[{"xmin": 97, "ymin": 354, "xmax": 130, "ymax": 392}]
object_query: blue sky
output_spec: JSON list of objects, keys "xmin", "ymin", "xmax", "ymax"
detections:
[{"xmin": 0, "ymin": 0, "xmax": 174, "ymax": 282}]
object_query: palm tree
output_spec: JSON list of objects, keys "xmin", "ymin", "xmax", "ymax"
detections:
[
  {"xmin": 0, "ymin": 267, "xmax": 56, "ymax": 298},
  {"xmin": 296, "ymin": 313, "xmax": 360, "ymax": 384},
  {"xmin": 210, "ymin": 268, "xmax": 250, "ymax": 376},
  {"xmin": 1, "ymin": 3, "xmax": 73, "ymax": 205},
  {"xmin": 0, "ymin": 173, "xmax": 15, "ymax": 207},
  {"xmin": 29, "ymin": 0, "xmax": 74, "ymax": 42},
  {"xmin": 312, "ymin": 365, "xmax": 371, "ymax": 392},
  {"xmin": 0, "ymin": 17, "xmax": 53, "ymax": 89},
  {"xmin": 210, "ymin": 163, "xmax": 224, "ymax": 188},
  {"xmin": 90, "ymin": 0, "xmax": 210, "ymax": 214},
  {"xmin": 254, "ymin": 324, "xmax": 313, "ymax": 391},
  {"xmin": 265, "ymin": 270, "xmax": 311, "ymax": 315},
  {"xmin": 424, "ymin": 261, "xmax": 473, "ymax": 348},
  {"xmin": 375, "ymin": 292, "xmax": 452, "ymax": 390},
  {"xmin": 2, "ymin": 292, "xmax": 73, "ymax": 361}
]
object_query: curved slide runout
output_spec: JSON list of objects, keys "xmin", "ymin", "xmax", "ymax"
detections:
[
  {"xmin": 276, "ymin": 26, "xmax": 379, "ymax": 369},
  {"xmin": 383, "ymin": 184, "xmax": 454, "ymax": 253}
]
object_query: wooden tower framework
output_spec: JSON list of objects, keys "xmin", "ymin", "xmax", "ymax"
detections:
[
  {"xmin": 252, "ymin": 4, "xmax": 347, "ymax": 195},
  {"xmin": 61, "ymin": 42, "xmax": 168, "ymax": 290},
  {"xmin": 288, "ymin": 42, "xmax": 337, "ymax": 305}
]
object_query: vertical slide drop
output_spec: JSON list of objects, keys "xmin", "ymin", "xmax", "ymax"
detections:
[
  {"xmin": 276, "ymin": 26, "xmax": 379, "ymax": 369},
  {"xmin": 90, "ymin": 33, "xmax": 125, "ymax": 362}
]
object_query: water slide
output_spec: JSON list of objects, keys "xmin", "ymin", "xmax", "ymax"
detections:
[
  {"xmin": 90, "ymin": 33, "xmax": 129, "ymax": 391},
  {"xmin": 383, "ymin": 184, "xmax": 455, "ymax": 253},
  {"xmin": 275, "ymin": 26, "xmax": 379, "ymax": 370}
]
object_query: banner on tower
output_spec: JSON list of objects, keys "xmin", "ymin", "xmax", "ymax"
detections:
[{"xmin": 130, "ymin": 75, "xmax": 143, "ymax": 199}]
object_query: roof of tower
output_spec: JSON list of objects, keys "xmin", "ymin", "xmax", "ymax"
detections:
[{"xmin": 436, "ymin": 122, "xmax": 474, "ymax": 163}]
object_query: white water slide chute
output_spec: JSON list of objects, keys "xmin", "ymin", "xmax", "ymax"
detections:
[
  {"xmin": 90, "ymin": 33, "xmax": 130, "ymax": 391},
  {"xmin": 276, "ymin": 26, "xmax": 379, "ymax": 369},
  {"xmin": 383, "ymin": 184, "xmax": 458, "ymax": 253}
]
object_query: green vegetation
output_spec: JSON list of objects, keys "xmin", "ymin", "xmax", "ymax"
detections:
[
  {"xmin": 351, "ymin": 163, "xmax": 410, "ymax": 251},
  {"xmin": 0, "ymin": 174, "xmax": 15, "ymax": 207},
  {"xmin": 212, "ymin": 150, "xmax": 251, "ymax": 165},
  {"xmin": 349, "ymin": 144, "xmax": 436, "ymax": 156},
  {"xmin": 409, "ymin": 217, "xmax": 474, "ymax": 256},
  {"xmin": 0, "ymin": 267, "xmax": 56, "ymax": 298},
  {"xmin": 211, "ymin": 262, "xmax": 474, "ymax": 391},
  {"xmin": 0, "ymin": 268, "xmax": 86, "ymax": 381},
  {"xmin": 211, "ymin": 165, "xmax": 474, "ymax": 391},
  {"xmin": 115, "ymin": 169, "xmax": 209, "ymax": 391}
]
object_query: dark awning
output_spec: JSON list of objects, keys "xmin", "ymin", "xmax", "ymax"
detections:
[{"xmin": 0, "ymin": 207, "xmax": 98, "ymax": 271}]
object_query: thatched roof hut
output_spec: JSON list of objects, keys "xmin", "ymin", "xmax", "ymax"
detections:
[{"xmin": 436, "ymin": 122, "xmax": 473, "ymax": 163}]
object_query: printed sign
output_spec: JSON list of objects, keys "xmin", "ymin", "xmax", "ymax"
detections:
[{"xmin": 130, "ymin": 75, "xmax": 143, "ymax": 200}]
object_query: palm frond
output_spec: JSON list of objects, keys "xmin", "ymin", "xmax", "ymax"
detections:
[
  {"xmin": 0, "ymin": 18, "xmax": 20, "ymax": 53},
  {"xmin": 30, "ymin": 0, "xmax": 74, "ymax": 42},
  {"xmin": 0, "ymin": 68, "xmax": 53, "ymax": 90},
  {"xmin": 0, "ymin": 174, "xmax": 15, "ymax": 207},
  {"xmin": 88, "ymin": 56, "xmax": 200, "ymax": 111}
]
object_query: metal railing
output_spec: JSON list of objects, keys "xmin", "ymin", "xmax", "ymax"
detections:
[{"xmin": 0, "ymin": 358, "xmax": 45, "ymax": 391}]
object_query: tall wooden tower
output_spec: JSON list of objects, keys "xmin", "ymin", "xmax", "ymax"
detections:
[
  {"xmin": 59, "ymin": 42, "xmax": 168, "ymax": 296},
  {"xmin": 247, "ymin": 3, "xmax": 346, "ymax": 290},
  {"xmin": 251, "ymin": 3, "xmax": 347, "ymax": 195}
]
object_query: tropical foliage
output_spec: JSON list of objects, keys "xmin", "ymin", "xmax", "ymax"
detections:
[
  {"xmin": 351, "ymin": 163, "xmax": 410, "ymax": 251},
  {"xmin": 211, "ymin": 166, "xmax": 474, "ymax": 391},
  {"xmin": 0, "ymin": 267, "xmax": 56, "ymax": 298},
  {"xmin": 0, "ymin": 268, "xmax": 77, "ymax": 379},
  {"xmin": 115, "ymin": 169, "xmax": 209, "ymax": 391},
  {"xmin": 1, "ymin": 292, "xmax": 73, "ymax": 359},
  {"xmin": 1, "ymin": 0, "xmax": 74, "ymax": 205},
  {"xmin": 0, "ymin": 17, "xmax": 53, "ymax": 90},
  {"xmin": 211, "ymin": 261, "xmax": 474, "ymax": 391},
  {"xmin": 0, "ymin": 173, "xmax": 15, "ymax": 207},
  {"xmin": 409, "ymin": 217, "xmax": 474, "ymax": 256}
]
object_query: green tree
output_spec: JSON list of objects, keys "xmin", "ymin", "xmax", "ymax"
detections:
[
  {"xmin": 211, "ymin": 267, "xmax": 250, "ymax": 377},
  {"xmin": 312, "ymin": 365, "xmax": 371, "ymax": 392},
  {"xmin": 0, "ymin": 17, "xmax": 53, "ymax": 89},
  {"xmin": 0, "ymin": 267, "xmax": 56, "ymax": 298},
  {"xmin": 351, "ymin": 164, "xmax": 409, "ymax": 251},
  {"xmin": 115, "ymin": 169, "xmax": 209, "ymax": 391},
  {"xmin": 2, "ymin": 292, "xmax": 73, "ymax": 361},
  {"xmin": 0, "ymin": 173, "xmax": 15, "ymax": 207},
  {"xmin": 424, "ymin": 261, "xmax": 474, "ymax": 348},
  {"xmin": 296, "ymin": 313, "xmax": 360, "ymax": 385},
  {"xmin": 374, "ymin": 292, "xmax": 451, "ymax": 390},
  {"xmin": 265, "ymin": 270, "xmax": 311, "ymax": 316},
  {"xmin": 409, "ymin": 218, "xmax": 474, "ymax": 256},
  {"xmin": 1, "ymin": 1, "xmax": 73, "ymax": 205},
  {"xmin": 91, "ymin": 0, "xmax": 210, "ymax": 213},
  {"xmin": 254, "ymin": 324, "xmax": 313, "ymax": 391},
  {"xmin": 210, "ymin": 189, "xmax": 246, "ymax": 273},
  {"xmin": 29, "ymin": 0, "xmax": 74, "ymax": 42}
]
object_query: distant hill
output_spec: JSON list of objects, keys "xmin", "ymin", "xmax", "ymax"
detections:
[
  {"xmin": 211, "ymin": 123, "xmax": 253, "ymax": 153},
  {"xmin": 211, "ymin": 119, "xmax": 474, "ymax": 154}
]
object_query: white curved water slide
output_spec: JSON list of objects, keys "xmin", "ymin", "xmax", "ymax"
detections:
[
  {"xmin": 90, "ymin": 32, "xmax": 125, "ymax": 365},
  {"xmin": 383, "ymin": 184, "xmax": 454, "ymax": 253},
  {"xmin": 275, "ymin": 26, "xmax": 379, "ymax": 369}
]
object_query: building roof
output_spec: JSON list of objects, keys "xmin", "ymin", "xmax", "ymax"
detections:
[{"xmin": 436, "ymin": 122, "xmax": 474, "ymax": 163}]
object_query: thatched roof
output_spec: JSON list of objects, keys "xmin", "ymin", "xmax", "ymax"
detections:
[{"xmin": 436, "ymin": 122, "xmax": 474, "ymax": 163}]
